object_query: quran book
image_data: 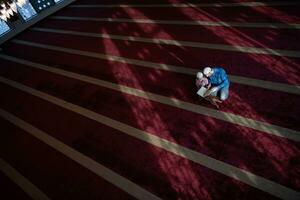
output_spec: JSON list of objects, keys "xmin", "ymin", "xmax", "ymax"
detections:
[{"xmin": 197, "ymin": 86, "xmax": 208, "ymax": 97}]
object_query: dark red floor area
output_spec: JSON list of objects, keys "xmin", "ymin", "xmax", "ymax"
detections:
[
  {"xmin": 0, "ymin": 171, "xmax": 32, "ymax": 200},
  {"xmin": 0, "ymin": 0, "xmax": 299, "ymax": 199}
]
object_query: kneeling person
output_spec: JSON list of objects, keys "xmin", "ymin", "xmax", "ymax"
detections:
[
  {"xmin": 195, "ymin": 72, "xmax": 210, "ymax": 89},
  {"xmin": 203, "ymin": 67, "xmax": 230, "ymax": 107}
]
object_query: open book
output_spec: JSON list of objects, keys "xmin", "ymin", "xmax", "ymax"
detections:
[{"xmin": 197, "ymin": 86, "xmax": 208, "ymax": 97}]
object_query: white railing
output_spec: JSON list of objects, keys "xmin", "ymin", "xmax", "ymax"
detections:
[{"xmin": 0, "ymin": 0, "xmax": 75, "ymax": 45}]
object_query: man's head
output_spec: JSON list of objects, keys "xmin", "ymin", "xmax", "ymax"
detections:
[
  {"xmin": 196, "ymin": 72, "xmax": 203, "ymax": 79},
  {"xmin": 203, "ymin": 67, "xmax": 214, "ymax": 77}
]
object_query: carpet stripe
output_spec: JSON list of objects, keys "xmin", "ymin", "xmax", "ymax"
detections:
[
  {"xmin": 0, "ymin": 55, "xmax": 299, "ymax": 142},
  {"xmin": 22, "ymin": 26, "xmax": 300, "ymax": 85},
  {"xmin": 69, "ymin": 2, "xmax": 300, "ymax": 8},
  {"xmin": 0, "ymin": 78, "xmax": 299, "ymax": 200},
  {"xmin": 0, "ymin": 117, "xmax": 138, "ymax": 199},
  {"xmin": 0, "ymin": 158, "xmax": 51, "ymax": 200},
  {"xmin": 0, "ymin": 109, "xmax": 161, "ymax": 200},
  {"xmin": 9, "ymin": 40, "xmax": 300, "ymax": 95},
  {"xmin": 51, "ymin": 16, "xmax": 300, "ymax": 29},
  {"xmin": 65, "ymin": 4, "xmax": 300, "ymax": 24},
  {"xmin": 0, "ymin": 170, "xmax": 33, "ymax": 200},
  {"xmin": 31, "ymin": 27, "xmax": 300, "ymax": 58},
  {"xmin": 3, "ymin": 46, "xmax": 300, "ymax": 131},
  {"xmin": 39, "ymin": 17, "xmax": 300, "ymax": 52},
  {"xmin": 0, "ymin": 86, "xmax": 281, "ymax": 199},
  {"xmin": 1, "ymin": 66, "xmax": 299, "ymax": 192}
]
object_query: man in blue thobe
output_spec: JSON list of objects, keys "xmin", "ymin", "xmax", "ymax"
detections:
[{"xmin": 203, "ymin": 67, "xmax": 230, "ymax": 107}]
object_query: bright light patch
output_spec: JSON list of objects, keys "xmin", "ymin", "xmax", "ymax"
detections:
[
  {"xmin": 0, "ymin": 20, "xmax": 10, "ymax": 36},
  {"xmin": 17, "ymin": 0, "xmax": 37, "ymax": 21}
]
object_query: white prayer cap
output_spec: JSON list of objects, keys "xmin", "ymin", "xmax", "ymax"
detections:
[
  {"xmin": 196, "ymin": 72, "xmax": 203, "ymax": 79},
  {"xmin": 203, "ymin": 67, "xmax": 212, "ymax": 76}
]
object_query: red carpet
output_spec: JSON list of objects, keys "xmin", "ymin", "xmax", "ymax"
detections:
[
  {"xmin": 59, "ymin": 5, "xmax": 300, "ymax": 23},
  {"xmin": 12, "ymin": 29, "xmax": 300, "ymax": 85},
  {"xmin": 0, "ymin": 171, "xmax": 33, "ymax": 200},
  {"xmin": 38, "ymin": 18, "xmax": 300, "ymax": 51},
  {"xmin": 3, "ymin": 42, "xmax": 300, "ymax": 130},
  {"xmin": 0, "ymin": 0, "xmax": 299, "ymax": 199}
]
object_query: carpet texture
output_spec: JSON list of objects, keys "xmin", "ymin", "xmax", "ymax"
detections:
[{"xmin": 0, "ymin": 0, "xmax": 299, "ymax": 199}]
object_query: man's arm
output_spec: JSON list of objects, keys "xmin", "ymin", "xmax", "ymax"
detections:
[
  {"xmin": 203, "ymin": 85, "xmax": 216, "ymax": 97},
  {"xmin": 216, "ymin": 70, "xmax": 229, "ymax": 90}
]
